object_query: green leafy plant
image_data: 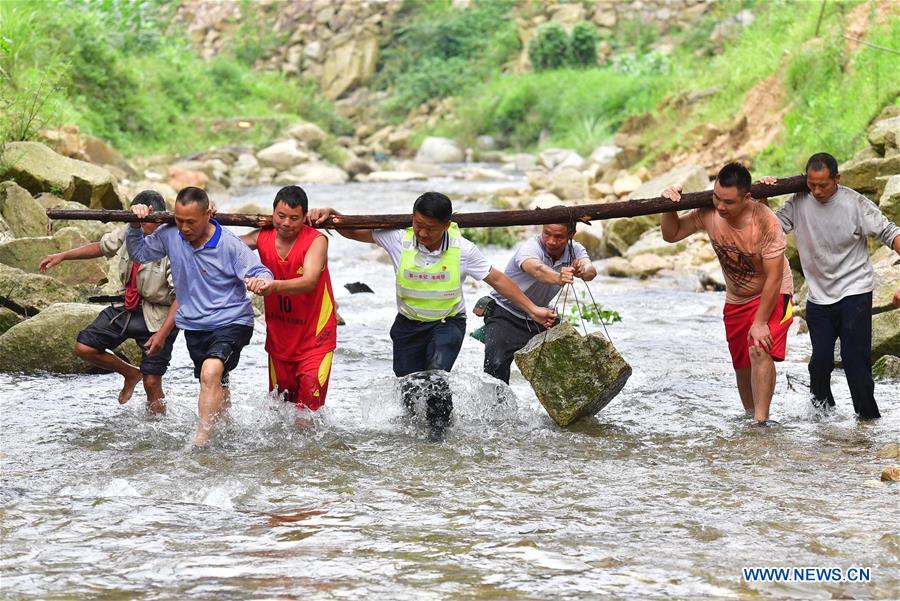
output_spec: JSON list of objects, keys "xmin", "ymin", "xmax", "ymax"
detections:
[
  {"xmin": 570, "ymin": 21, "xmax": 599, "ymax": 68},
  {"xmin": 565, "ymin": 293, "xmax": 621, "ymax": 326},
  {"xmin": 528, "ymin": 21, "xmax": 570, "ymax": 71},
  {"xmin": 461, "ymin": 226, "xmax": 522, "ymax": 248}
]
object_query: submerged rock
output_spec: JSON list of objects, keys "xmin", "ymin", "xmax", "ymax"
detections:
[
  {"xmin": 515, "ymin": 321, "xmax": 631, "ymax": 427},
  {"xmin": 0, "ymin": 302, "xmax": 141, "ymax": 374},
  {"xmin": 875, "ymin": 442, "xmax": 899, "ymax": 460}
]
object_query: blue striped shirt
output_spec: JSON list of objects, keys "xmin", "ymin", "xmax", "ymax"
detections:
[{"xmin": 126, "ymin": 220, "xmax": 273, "ymax": 330}]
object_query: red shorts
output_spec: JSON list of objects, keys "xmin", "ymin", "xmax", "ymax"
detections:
[
  {"xmin": 723, "ymin": 294, "xmax": 793, "ymax": 370},
  {"xmin": 268, "ymin": 351, "xmax": 333, "ymax": 411}
]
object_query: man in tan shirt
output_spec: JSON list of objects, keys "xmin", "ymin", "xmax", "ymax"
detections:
[
  {"xmin": 39, "ymin": 191, "xmax": 179, "ymax": 414},
  {"xmin": 661, "ymin": 163, "xmax": 793, "ymax": 426}
]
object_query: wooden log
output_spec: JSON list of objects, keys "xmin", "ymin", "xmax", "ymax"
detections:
[{"xmin": 46, "ymin": 175, "xmax": 808, "ymax": 229}]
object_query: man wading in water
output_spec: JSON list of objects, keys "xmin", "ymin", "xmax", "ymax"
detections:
[
  {"xmin": 240, "ymin": 186, "xmax": 338, "ymax": 423},
  {"xmin": 482, "ymin": 222, "xmax": 597, "ymax": 384},
  {"xmin": 127, "ymin": 187, "xmax": 274, "ymax": 447},
  {"xmin": 662, "ymin": 163, "xmax": 794, "ymax": 426},
  {"xmin": 759, "ymin": 153, "xmax": 900, "ymax": 419},
  {"xmin": 308, "ymin": 192, "xmax": 556, "ymax": 439},
  {"xmin": 39, "ymin": 190, "xmax": 179, "ymax": 414}
]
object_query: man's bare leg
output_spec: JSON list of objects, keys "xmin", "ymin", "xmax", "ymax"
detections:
[
  {"xmin": 142, "ymin": 374, "xmax": 166, "ymax": 415},
  {"xmin": 734, "ymin": 367, "xmax": 754, "ymax": 416},
  {"xmin": 194, "ymin": 358, "xmax": 226, "ymax": 447},
  {"xmin": 75, "ymin": 342, "xmax": 142, "ymax": 404},
  {"xmin": 749, "ymin": 346, "xmax": 776, "ymax": 422}
]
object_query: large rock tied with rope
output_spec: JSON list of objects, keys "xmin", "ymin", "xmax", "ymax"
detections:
[{"xmin": 514, "ymin": 321, "xmax": 631, "ymax": 427}]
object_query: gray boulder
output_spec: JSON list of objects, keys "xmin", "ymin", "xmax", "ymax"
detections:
[
  {"xmin": 602, "ymin": 165, "xmax": 709, "ymax": 256},
  {"xmin": 515, "ymin": 321, "xmax": 632, "ymax": 427},
  {"xmin": 0, "ymin": 227, "xmax": 107, "ymax": 286},
  {"xmin": 879, "ymin": 174, "xmax": 900, "ymax": 224},
  {"xmin": 1, "ymin": 141, "xmax": 124, "ymax": 209},
  {"xmin": 0, "ymin": 263, "xmax": 81, "ymax": 314},
  {"xmin": 414, "ymin": 137, "xmax": 464, "ymax": 163},
  {"xmin": 38, "ymin": 194, "xmax": 118, "ymax": 241},
  {"xmin": 872, "ymin": 355, "xmax": 900, "ymax": 380},
  {"xmin": 871, "ymin": 247, "xmax": 900, "ymax": 314},
  {"xmin": 0, "ymin": 302, "xmax": 141, "ymax": 374},
  {"xmin": 0, "ymin": 307, "xmax": 22, "ymax": 335},
  {"xmin": 872, "ymin": 309, "xmax": 900, "ymax": 360},
  {"xmin": 0, "ymin": 181, "xmax": 48, "ymax": 238}
]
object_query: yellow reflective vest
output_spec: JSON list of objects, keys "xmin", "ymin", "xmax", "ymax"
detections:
[{"xmin": 396, "ymin": 223, "xmax": 462, "ymax": 321}]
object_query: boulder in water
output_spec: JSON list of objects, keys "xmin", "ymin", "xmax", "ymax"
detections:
[
  {"xmin": 880, "ymin": 465, "xmax": 900, "ymax": 482},
  {"xmin": 872, "ymin": 355, "xmax": 900, "ymax": 380},
  {"xmin": 875, "ymin": 442, "xmax": 899, "ymax": 460},
  {"xmin": 872, "ymin": 309, "xmax": 900, "ymax": 360},
  {"xmin": 0, "ymin": 302, "xmax": 141, "ymax": 374},
  {"xmin": 514, "ymin": 321, "xmax": 631, "ymax": 427}
]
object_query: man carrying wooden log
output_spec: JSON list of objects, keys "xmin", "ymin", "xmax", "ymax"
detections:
[
  {"xmin": 240, "ymin": 186, "xmax": 337, "ymax": 419},
  {"xmin": 39, "ymin": 190, "xmax": 179, "ymax": 415},
  {"xmin": 307, "ymin": 192, "xmax": 556, "ymax": 439},
  {"xmin": 127, "ymin": 186, "xmax": 274, "ymax": 447},
  {"xmin": 482, "ymin": 222, "xmax": 597, "ymax": 384},
  {"xmin": 662, "ymin": 163, "xmax": 793, "ymax": 426},
  {"xmin": 758, "ymin": 153, "xmax": 900, "ymax": 420}
]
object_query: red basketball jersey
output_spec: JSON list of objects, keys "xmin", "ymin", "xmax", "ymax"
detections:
[{"xmin": 257, "ymin": 226, "xmax": 337, "ymax": 360}]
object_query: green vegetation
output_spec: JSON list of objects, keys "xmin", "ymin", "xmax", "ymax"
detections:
[
  {"xmin": 0, "ymin": 0, "xmax": 348, "ymax": 156},
  {"xmin": 565, "ymin": 293, "xmax": 622, "ymax": 327},
  {"xmin": 570, "ymin": 22, "xmax": 600, "ymax": 68},
  {"xmin": 461, "ymin": 225, "xmax": 523, "ymax": 248},
  {"xmin": 374, "ymin": 0, "xmax": 520, "ymax": 115},
  {"xmin": 442, "ymin": 0, "xmax": 899, "ymax": 173},
  {"xmin": 529, "ymin": 22, "xmax": 571, "ymax": 71}
]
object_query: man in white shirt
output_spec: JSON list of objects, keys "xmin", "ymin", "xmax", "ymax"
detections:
[
  {"xmin": 761, "ymin": 153, "xmax": 900, "ymax": 419},
  {"xmin": 308, "ymin": 192, "xmax": 556, "ymax": 438}
]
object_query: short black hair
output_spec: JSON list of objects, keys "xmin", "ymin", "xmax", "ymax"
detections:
[
  {"xmin": 715, "ymin": 162, "xmax": 752, "ymax": 196},
  {"xmin": 413, "ymin": 192, "xmax": 453, "ymax": 223},
  {"xmin": 131, "ymin": 190, "xmax": 166, "ymax": 213},
  {"xmin": 175, "ymin": 186, "xmax": 209, "ymax": 211},
  {"xmin": 273, "ymin": 185, "xmax": 308, "ymax": 212},
  {"xmin": 805, "ymin": 152, "xmax": 839, "ymax": 178}
]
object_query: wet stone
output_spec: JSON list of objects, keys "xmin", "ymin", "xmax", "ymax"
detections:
[
  {"xmin": 515, "ymin": 321, "xmax": 631, "ymax": 427},
  {"xmin": 880, "ymin": 465, "xmax": 900, "ymax": 482}
]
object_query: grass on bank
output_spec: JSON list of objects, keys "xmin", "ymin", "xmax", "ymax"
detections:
[
  {"xmin": 440, "ymin": 0, "xmax": 899, "ymax": 174},
  {"xmin": 0, "ymin": 0, "xmax": 350, "ymax": 157}
]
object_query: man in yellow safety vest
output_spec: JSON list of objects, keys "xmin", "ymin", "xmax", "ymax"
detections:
[{"xmin": 308, "ymin": 192, "xmax": 556, "ymax": 439}]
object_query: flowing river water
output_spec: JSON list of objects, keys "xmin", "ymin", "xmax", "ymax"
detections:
[{"xmin": 1, "ymin": 172, "xmax": 898, "ymax": 599}]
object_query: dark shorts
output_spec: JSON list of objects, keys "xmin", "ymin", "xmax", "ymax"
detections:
[
  {"xmin": 184, "ymin": 324, "xmax": 254, "ymax": 383},
  {"xmin": 76, "ymin": 305, "xmax": 179, "ymax": 376}
]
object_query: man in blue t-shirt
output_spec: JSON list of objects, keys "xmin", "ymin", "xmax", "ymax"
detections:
[
  {"xmin": 483, "ymin": 222, "xmax": 597, "ymax": 383},
  {"xmin": 127, "ymin": 186, "xmax": 273, "ymax": 447}
]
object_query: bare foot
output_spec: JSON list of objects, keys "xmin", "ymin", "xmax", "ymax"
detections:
[
  {"xmin": 192, "ymin": 422, "xmax": 214, "ymax": 448},
  {"xmin": 147, "ymin": 398, "xmax": 167, "ymax": 416},
  {"xmin": 118, "ymin": 370, "xmax": 143, "ymax": 404}
]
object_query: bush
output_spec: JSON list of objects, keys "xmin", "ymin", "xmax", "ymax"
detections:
[
  {"xmin": 528, "ymin": 22, "xmax": 570, "ymax": 71},
  {"xmin": 570, "ymin": 22, "xmax": 599, "ymax": 68}
]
